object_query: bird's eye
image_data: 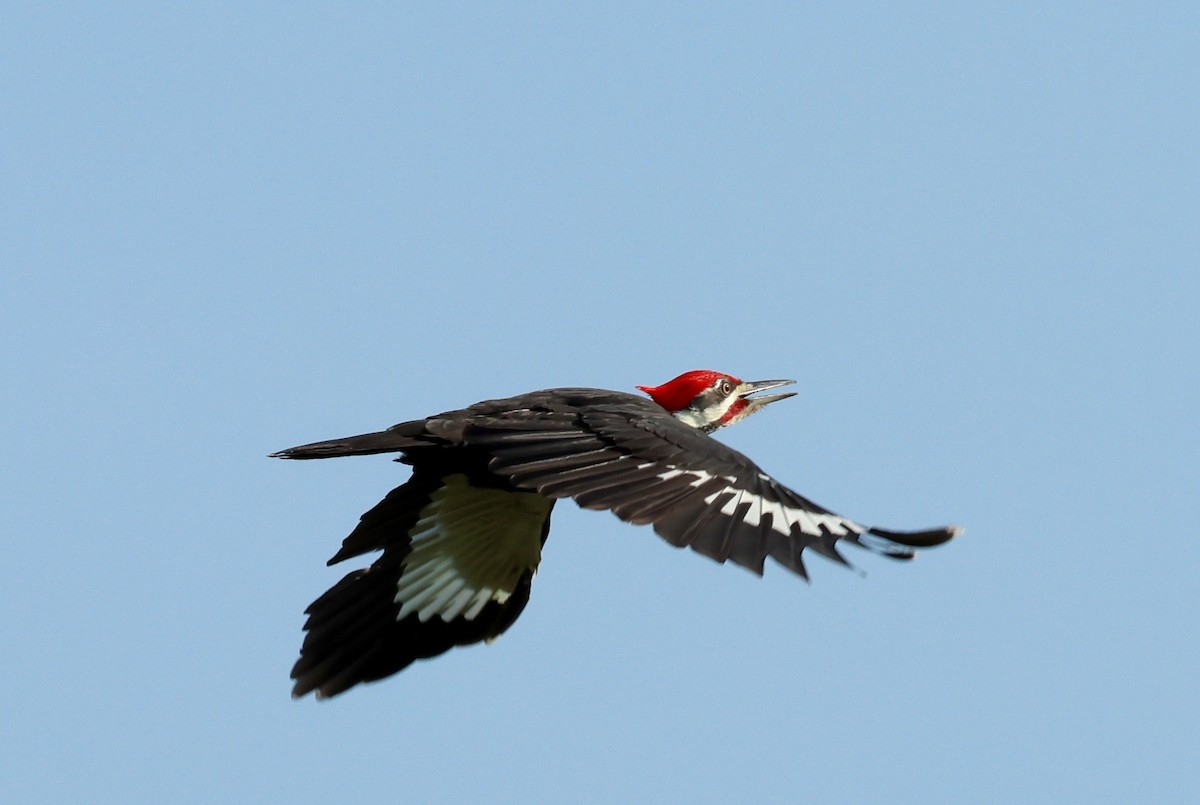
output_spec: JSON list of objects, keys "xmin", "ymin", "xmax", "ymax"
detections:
[{"xmin": 718, "ymin": 379, "xmax": 733, "ymax": 395}]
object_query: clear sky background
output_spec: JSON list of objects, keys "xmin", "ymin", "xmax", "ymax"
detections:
[{"xmin": 4, "ymin": 4, "xmax": 1197, "ymax": 803}]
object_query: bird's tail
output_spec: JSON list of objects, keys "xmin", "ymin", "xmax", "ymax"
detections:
[{"xmin": 270, "ymin": 421, "xmax": 429, "ymax": 459}]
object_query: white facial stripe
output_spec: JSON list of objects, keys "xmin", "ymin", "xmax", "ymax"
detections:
[
  {"xmin": 709, "ymin": 388, "xmax": 744, "ymax": 421},
  {"xmin": 656, "ymin": 465, "xmax": 862, "ymax": 539},
  {"xmin": 394, "ymin": 474, "xmax": 552, "ymax": 623},
  {"xmin": 672, "ymin": 389, "xmax": 743, "ymax": 430},
  {"xmin": 671, "ymin": 408, "xmax": 711, "ymax": 429}
]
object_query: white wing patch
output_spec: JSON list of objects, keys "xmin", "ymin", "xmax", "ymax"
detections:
[
  {"xmin": 656, "ymin": 466, "xmax": 864, "ymax": 538},
  {"xmin": 656, "ymin": 467, "xmax": 722, "ymax": 487},
  {"xmin": 394, "ymin": 474, "xmax": 552, "ymax": 623},
  {"xmin": 707, "ymin": 490, "xmax": 862, "ymax": 537}
]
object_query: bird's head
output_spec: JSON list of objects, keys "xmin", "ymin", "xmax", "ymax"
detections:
[{"xmin": 637, "ymin": 370, "xmax": 797, "ymax": 433}]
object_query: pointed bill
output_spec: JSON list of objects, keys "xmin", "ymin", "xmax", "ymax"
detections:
[{"xmin": 736, "ymin": 378, "xmax": 797, "ymax": 412}]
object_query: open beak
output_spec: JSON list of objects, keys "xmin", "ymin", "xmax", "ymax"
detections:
[{"xmin": 736, "ymin": 378, "xmax": 797, "ymax": 412}]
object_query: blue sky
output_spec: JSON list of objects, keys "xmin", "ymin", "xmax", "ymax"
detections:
[{"xmin": 4, "ymin": 4, "xmax": 1197, "ymax": 803}]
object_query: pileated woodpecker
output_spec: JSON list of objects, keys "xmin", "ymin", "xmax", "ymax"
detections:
[{"xmin": 273, "ymin": 370, "xmax": 960, "ymax": 699}]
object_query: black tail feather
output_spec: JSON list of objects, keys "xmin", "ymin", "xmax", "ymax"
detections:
[{"xmin": 270, "ymin": 421, "xmax": 428, "ymax": 459}]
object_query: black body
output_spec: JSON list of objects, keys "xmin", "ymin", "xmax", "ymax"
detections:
[{"xmin": 274, "ymin": 387, "xmax": 958, "ymax": 699}]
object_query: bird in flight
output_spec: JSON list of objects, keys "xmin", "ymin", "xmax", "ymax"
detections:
[{"xmin": 273, "ymin": 370, "xmax": 960, "ymax": 698}]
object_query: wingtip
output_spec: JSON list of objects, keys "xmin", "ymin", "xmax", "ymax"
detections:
[
  {"xmin": 857, "ymin": 522, "xmax": 961, "ymax": 561},
  {"xmin": 290, "ymin": 685, "xmax": 324, "ymax": 701},
  {"xmin": 867, "ymin": 524, "xmax": 960, "ymax": 548}
]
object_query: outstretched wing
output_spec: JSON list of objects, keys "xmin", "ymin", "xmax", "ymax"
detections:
[
  {"xmin": 463, "ymin": 393, "xmax": 959, "ymax": 579},
  {"xmin": 288, "ymin": 455, "xmax": 553, "ymax": 699}
]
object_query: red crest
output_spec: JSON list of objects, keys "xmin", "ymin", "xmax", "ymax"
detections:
[{"xmin": 637, "ymin": 370, "xmax": 741, "ymax": 412}]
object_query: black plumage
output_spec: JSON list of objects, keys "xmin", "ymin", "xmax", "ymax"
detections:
[{"xmin": 275, "ymin": 378, "xmax": 960, "ymax": 699}]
